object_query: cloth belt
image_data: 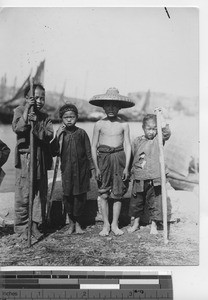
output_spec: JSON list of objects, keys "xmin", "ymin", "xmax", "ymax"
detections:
[
  {"xmin": 18, "ymin": 148, "xmax": 30, "ymax": 154},
  {"xmin": 98, "ymin": 145, "xmax": 124, "ymax": 154}
]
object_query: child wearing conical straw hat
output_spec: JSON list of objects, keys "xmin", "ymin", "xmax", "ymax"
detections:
[{"xmin": 90, "ymin": 87, "xmax": 135, "ymax": 236}]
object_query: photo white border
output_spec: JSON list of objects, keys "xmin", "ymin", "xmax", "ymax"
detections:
[{"xmin": 0, "ymin": 1, "xmax": 207, "ymax": 299}]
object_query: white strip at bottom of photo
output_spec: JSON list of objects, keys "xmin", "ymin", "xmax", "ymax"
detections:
[
  {"xmin": 80, "ymin": 284, "xmax": 120, "ymax": 289},
  {"xmin": 119, "ymin": 279, "xmax": 159, "ymax": 284}
]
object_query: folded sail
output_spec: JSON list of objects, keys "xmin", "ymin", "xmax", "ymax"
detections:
[{"xmin": 2, "ymin": 60, "xmax": 45, "ymax": 108}]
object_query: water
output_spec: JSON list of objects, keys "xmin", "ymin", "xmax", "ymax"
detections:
[{"xmin": 0, "ymin": 117, "xmax": 198, "ymax": 193}]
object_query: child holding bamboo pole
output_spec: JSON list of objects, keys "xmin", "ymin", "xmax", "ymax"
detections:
[
  {"xmin": 128, "ymin": 111, "xmax": 171, "ymax": 235},
  {"xmin": 12, "ymin": 83, "xmax": 54, "ymax": 241}
]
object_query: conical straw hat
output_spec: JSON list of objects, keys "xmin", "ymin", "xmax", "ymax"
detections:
[{"xmin": 89, "ymin": 87, "xmax": 135, "ymax": 109}]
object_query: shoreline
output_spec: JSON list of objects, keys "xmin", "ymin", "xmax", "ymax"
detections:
[{"xmin": 0, "ymin": 185, "xmax": 199, "ymax": 227}]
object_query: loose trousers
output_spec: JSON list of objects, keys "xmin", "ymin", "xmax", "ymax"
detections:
[{"xmin": 14, "ymin": 153, "xmax": 47, "ymax": 233}]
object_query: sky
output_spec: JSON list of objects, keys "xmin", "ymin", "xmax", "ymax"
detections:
[{"xmin": 0, "ymin": 6, "xmax": 198, "ymax": 100}]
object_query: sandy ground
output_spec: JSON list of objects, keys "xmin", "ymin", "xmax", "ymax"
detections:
[{"xmin": 0, "ymin": 182, "xmax": 199, "ymax": 266}]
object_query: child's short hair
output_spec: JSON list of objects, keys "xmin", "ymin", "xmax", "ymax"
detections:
[
  {"xmin": 59, "ymin": 103, "xmax": 78, "ymax": 118},
  {"xmin": 24, "ymin": 83, "xmax": 45, "ymax": 98},
  {"xmin": 142, "ymin": 114, "xmax": 157, "ymax": 127}
]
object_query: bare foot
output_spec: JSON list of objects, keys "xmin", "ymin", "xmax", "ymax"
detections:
[
  {"xmin": 66, "ymin": 223, "xmax": 75, "ymax": 235},
  {"xmin": 75, "ymin": 222, "xmax": 84, "ymax": 234},
  {"xmin": 99, "ymin": 225, "xmax": 110, "ymax": 236},
  {"xmin": 111, "ymin": 225, "xmax": 124, "ymax": 236},
  {"xmin": 16, "ymin": 231, "xmax": 28, "ymax": 242},
  {"xmin": 127, "ymin": 224, "xmax": 140, "ymax": 233},
  {"xmin": 150, "ymin": 221, "xmax": 158, "ymax": 235},
  {"xmin": 127, "ymin": 217, "xmax": 140, "ymax": 233},
  {"xmin": 95, "ymin": 212, "xmax": 103, "ymax": 222},
  {"xmin": 150, "ymin": 227, "xmax": 158, "ymax": 235},
  {"xmin": 32, "ymin": 222, "xmax": 44, "ymax": 241}
]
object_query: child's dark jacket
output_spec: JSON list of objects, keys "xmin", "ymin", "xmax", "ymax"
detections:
[
  {"xmin": 53, "ymin": 127, "xmax": 94, "ymax": 196},
  {"xmin": 12, "ymin": 105, "xmax": 54, "ymax": 173},
  {"xmin": 0, "ymin": 140, "xmax": 10, "ymax": 168},
  {"xmin": 0, "ymin": 139, "xmax": 10, "ymax": 185}
]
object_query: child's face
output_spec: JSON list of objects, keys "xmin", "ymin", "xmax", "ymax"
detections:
[
  {"xmin": 103, "ymin": 103, "xmax": 120, "ymax": 118},
  {"xmin": 62, "ymin": 110, "xmax": 77, "ymax": 128},
  {"xmin": 143, "ymin": 119, "xmax": 157, "ymax": 140},
  {"xmin": 34, "ymin": 87, "xmax": 45, "ymax": 110}
]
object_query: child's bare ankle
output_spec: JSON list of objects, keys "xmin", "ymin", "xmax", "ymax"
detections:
[
  {"xmin": 66, "ymin": 222, "xmax": 75, "ymax": 234},
  {"xmin": 99, "ymin": 223, "xmax": 110, "ymax": 236},
  {"xmin": 150, "ymin": 221, "xmax": 158, "ymax": 235},
  {"xmin": 75, "ymin": 222, "xmax": 84, "ymax": 234},
  {"xmin": 111, "ymin": 224, "xmax": 124, "ymax": 236},
  {"xmin": 127, "ymin": 222, "xmax": 140, "ymax": 233}
]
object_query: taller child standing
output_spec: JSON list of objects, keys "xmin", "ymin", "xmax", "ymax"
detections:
[
  {"xmin": 12, "ymin": 83, "xmax": 54, "ymax": 240},
  {"xmin": 90, "ymin": 88, "xmax": 135, "ymax": 236}
]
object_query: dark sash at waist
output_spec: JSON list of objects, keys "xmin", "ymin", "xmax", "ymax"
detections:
[{"xmin": 98, "ymin": 145, "xmax": 124, "ymax": 154}]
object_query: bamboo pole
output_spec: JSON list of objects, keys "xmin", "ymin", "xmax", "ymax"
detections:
[
  {"xmin": 0, "ymin": 216, "xmax": 5, "ymax": 227},
  {"xmin": 155, "ymin": 108, "xmax": 168, "ymax": 244},
  {"xmin": 46, "ymin": 156, "xmax": 60, "ymax": 224},
  {"xmin": 46, "ymin": 117, "xmax": 62, "ymax": 225},
  {"xmin": 28, "ymin": 77, "xmax": 35, "ymax": 247}
]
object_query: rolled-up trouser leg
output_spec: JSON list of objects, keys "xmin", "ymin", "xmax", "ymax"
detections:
[
  {"xmin": 32, "ymin": 177, "xmax": 48, "ymax": 225},
  {"xmin": 146, "ymin": 184, "xmax": 163, "ymax": 222},
  {"xmin": 128, "ymin": 192, "xmax": 145, "ymax": 219},
  {"xmin": 14, "ymin": 153, "xmax": 48, "ymax": 233}
]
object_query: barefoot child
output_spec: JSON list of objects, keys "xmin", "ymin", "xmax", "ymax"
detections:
[
  {"xmin": 12, "ymin": 83, "xmax": 54, "ymax": 240},
  {"xmin": 128, "ymin": 112, "xmax": 171, "ymax": 234},
  {"xmin": 55, "ymin": 104, "xmax": 94, "ymax": 234},
  {"xmin": 90, "ymin": 87, "xmax": 135, "ymax": 236}
]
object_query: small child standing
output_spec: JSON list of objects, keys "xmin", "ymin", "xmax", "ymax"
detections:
[
  {"xmin": 128, "ymin": 112, "xmax": 171, "ymax": 234},
  {"xmin": 55, "ymin": 104, "xmax": 94, "ymax": 234}
]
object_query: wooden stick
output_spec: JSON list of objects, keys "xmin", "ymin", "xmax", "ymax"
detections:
[
  {"xmin": 155, "ymin": 108, "xmax": 168, "ymax": 244},
  {"xmin": 28, "ymin": 77, "xmax": 35, "ymax": 247},
  {"xmin": 0, "ymin": 216, "xmax": 5, "ymax": 227},
  {"xmin": 46, "ymin": 156, "xmax": 60, "ymax": 224}
]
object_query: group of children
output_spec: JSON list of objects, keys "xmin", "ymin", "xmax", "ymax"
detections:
[{"xmin": 1, "ymin": 84, "xmax": 171, "ymax": 241}]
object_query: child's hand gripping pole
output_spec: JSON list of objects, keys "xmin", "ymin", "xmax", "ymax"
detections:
[
  {"xmin": 154, "ymin": 107, "xmax": 169, "ymax": 244},
  {"xmin": 28, "ymin": 77, "xmax": 34, "ymax": 247}
]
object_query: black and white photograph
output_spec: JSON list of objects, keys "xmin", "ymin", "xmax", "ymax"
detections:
[{"xmin": 0, "ymin": 5, "xmax": 199, "ymax": 267}]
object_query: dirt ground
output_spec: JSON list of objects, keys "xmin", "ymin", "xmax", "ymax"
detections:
[{"xmin": 0, "ymin": 184, "xmax": 199, "ymax": 266}]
